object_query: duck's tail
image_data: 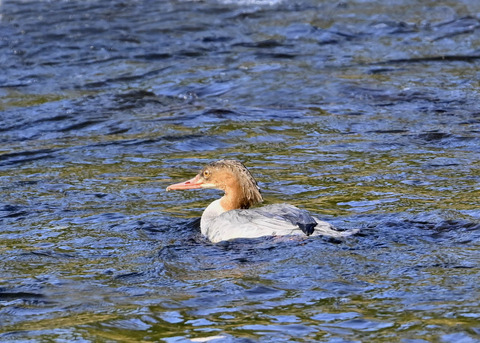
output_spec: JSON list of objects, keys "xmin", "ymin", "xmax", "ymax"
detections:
[{"xmin": 313, "ymin": 219, "xmax": 360, "ymax": 238}]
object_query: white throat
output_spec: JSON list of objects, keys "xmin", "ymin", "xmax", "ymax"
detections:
[{"xmin": 200, "ymin": 198, "xmax": 227, "ymax": 235}]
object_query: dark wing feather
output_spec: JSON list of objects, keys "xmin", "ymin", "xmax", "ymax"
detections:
[{"xmin": 250, "ymin": 203, "xmax": 317, "ymax": 236}]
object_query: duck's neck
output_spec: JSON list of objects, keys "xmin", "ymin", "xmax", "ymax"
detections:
[
  {"xmin": 200, "ymin": 186, "xmax": 252, "ymax": 235},
  {"xmin": 221, "ymin": 183, "xmax": 250, "ymax": 210}
]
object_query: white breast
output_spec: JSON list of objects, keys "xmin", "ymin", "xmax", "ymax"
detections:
[{"xmin": 200, "ymin": 199, "xmax": 226, "ymax": 236}]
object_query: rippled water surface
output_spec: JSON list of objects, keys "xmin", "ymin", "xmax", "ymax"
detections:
[{"xmin": 1, "ymin": 0, "xmax": 480, "ymax": 342}]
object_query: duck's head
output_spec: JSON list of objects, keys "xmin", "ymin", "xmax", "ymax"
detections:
[{"xmin": 166, "ymin": 159, "xmax": 263, "ymax": 209}]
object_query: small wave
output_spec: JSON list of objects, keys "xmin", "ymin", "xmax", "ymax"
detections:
[{"xmin": 215, "ymin": 0, "xmax": 284, "ymax": 5}]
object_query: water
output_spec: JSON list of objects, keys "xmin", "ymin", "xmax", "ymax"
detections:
[{"xmin": 1, "ymin": 0, "xmax": 480, "ymax": 341}]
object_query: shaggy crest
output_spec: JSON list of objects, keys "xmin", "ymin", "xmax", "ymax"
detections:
[{"xmin": 204, "ymin": 159, "xmax": 263, "ymax": 209}]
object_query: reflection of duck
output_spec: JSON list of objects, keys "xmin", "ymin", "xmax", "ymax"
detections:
[{"xmin": 166, "ymin": 159, "xmax": 358, "ymax": 243}]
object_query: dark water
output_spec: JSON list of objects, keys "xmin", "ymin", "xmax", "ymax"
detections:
[{"xmin": 1, "ymin": 0, "xmax": 480, "ymax": 341}]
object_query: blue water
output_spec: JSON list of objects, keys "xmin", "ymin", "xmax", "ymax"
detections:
[{"xmin": 1, "ymin": 0, "xmax": 480, "ymax": 342}]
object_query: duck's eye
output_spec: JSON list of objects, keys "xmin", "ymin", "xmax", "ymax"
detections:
[{"xmin": 203, "ymin": 170, "xmax": 210, "ymax": 178}]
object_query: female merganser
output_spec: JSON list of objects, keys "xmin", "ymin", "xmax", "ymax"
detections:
[{"xmin": 166, "ymin": 159, "xmax": 357, "ymax": 243}]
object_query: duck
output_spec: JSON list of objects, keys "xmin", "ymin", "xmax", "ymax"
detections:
[{"xmin": 166, "ymin": 159, "xmax": 358, "ymax": 243}]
